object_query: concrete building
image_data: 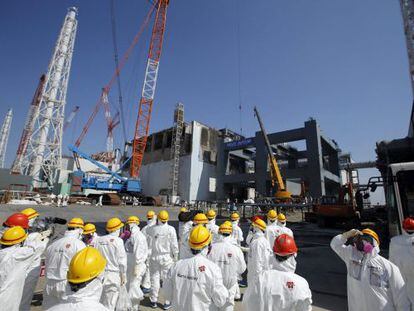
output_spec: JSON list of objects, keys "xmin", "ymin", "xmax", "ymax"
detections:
[{"xmin": 138, "ymin": 118, "xmax": 343, "ymax": 203}]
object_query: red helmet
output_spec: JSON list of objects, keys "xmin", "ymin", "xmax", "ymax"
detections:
[
  {"xmin": 273, "ymin": 234, "xmax": 298, "ymax": 256},
  {"xmin": 403, "ymin": 217, "xmax": 414, "ymax": 232},
  {"xmin": 3, "ymin": 213, "xmax": 29, "ymax": 229}
]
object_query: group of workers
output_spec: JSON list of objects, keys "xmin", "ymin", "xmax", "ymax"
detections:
[{"xmin": 0, "ymin": 206, "xmax": 413, "ymax": 311}]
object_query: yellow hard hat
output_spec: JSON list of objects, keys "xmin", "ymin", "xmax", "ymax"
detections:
[
  {"xmin": 189, "ymin": 225, "xmax": 212, "ymax": 250},
  {"xmin": 126, "ymin": 216, "xmax": 140, "ymax": 224},
  {"xmin": 278, "ymin": 213, "xmax": 286, "ymax": 222},
  {"xmin": 252, "ymin": 217, "xmax": 267, "ymax": 231},
  {"xmin": 147, "ymin": 210, "xmax": 155, "ymax": 220},
  {"xmin": 206, "ymin": 210, "xmax": 216, "ymax": 220},
  {"xmin": 67, "ymin": 247, "xmax": 107, "ymax": 284},
  {"xmin": 219, "ymin": 221, "xmax": 233, "ymax": 234},
  {"xmin": 106, "ymin": 217, "xmax": 124, "ymax": 232},
  {"xmin": 180, "ymin": 207, "xmax": 187, "ymax": 213},
  {"xmin": 82, "ymin": 223, "xmax": 96, "ymax": 235},
  {"xmin": 230, "ymin": 212, "xmax": 240, "ymax": 221},
  {"xmin": 21, "ymin": 208, "xmax": 39, "ymax": 220},
  {"xmin": 0, "ymin": 226, "xmax": 27, "ymax": 245},
  {"xmin": 158, "ymin": 210, "xmax": 169, "ymax": 222},
  {"xmin": 362, "ymin": 228, "xmax": 380, "ymax": 245},
  {"xmin": 193, "ymin": 213, "xmax": 208, "ymax": 224},
  {"xmin": 267, "ymin": 209, "xmax": 278, "ymax": 220},
  {"xmin": 68, "ymin": 218, "xmax": 85, "ymax": 229}
]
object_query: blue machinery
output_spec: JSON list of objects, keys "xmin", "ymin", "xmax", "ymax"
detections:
[{"xmin": 68, "ymin": 145, "xmax": 141, "ymax": 193}]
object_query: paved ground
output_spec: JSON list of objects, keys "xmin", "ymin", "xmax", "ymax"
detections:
[{"xmin": 0, "ymin": 204, "xmax": 348, "ymax": 310}]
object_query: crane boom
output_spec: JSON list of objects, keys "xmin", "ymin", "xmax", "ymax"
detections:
[{"xmin": 130, "ymin": 0, "xmax": 169, "ymax": 178}]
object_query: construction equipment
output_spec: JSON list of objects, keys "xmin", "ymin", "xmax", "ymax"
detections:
[
  {"xmin": 0, "ymin": 109, "xmax": 13, "ymax": 168},
  {"xmin": 170, "ymin": 102, "xmax": 184, "ymax": 202},
  {"xmin": 14, "ymin": 8, "xmax": 78, "ymax": 188},
  {"xmin": 130, "ymin": 0, "xmax": 170, "ymax": 178},
  {"xmin": 254, "ymin": 106, "xmax": 291, "ymax": 201}
]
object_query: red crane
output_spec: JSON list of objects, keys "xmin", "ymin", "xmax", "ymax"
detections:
[
  {"xmin": 130, "ymin": 0, "xmax": 170, "ymax": 178},
  {"xmin": 74, "ymin": 3, "xmax": 156, "ymax": 148}
]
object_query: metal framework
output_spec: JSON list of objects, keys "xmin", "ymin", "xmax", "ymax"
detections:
[
  {"xmin": 0, "ymin": 109, "xmax": 13, "ymax": 168},
  {"xmin": 63, "ymin": 106, "xmax": 80, "ymax": 131},
  {"xmin": 400, "ymin": 0, "xmax": 414, "ymax": 136},
  {"xmin": 16, "ymin": 8, "xmax": 78, "ymax": 187},
  {"xmin": 170, "ymin": 102, "xmax": 184, "ymax": 198},
  {"xmin": 130, "ymin": 0, "xmax": 169, "ymax": 178},
  {"xmin": 11, "ymin": 74, "xmax": 46, "ymax": 174}
]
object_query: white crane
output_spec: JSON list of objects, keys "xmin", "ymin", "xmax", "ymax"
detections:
[{"xmin": 0, "ymin": 109, "xmax": 13, "ymax": 168}]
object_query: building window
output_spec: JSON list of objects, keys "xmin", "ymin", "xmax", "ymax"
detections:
[
  {"xmin": 154, "ymin": 133, "xmax": 164, "ymax": 150},
  {"xmin": 201, "ymin": 128, "xmax": 209, "ymax": 147}
]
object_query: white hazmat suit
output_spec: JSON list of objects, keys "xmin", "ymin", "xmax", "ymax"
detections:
[
  {"xmin": 141, "ymin": 216, "xmax": 157, "ymax": 289},
  {"xmin": 206, "ymin": 218, "xmax": 220, "ymax": 243},
  {"xmin": 0, "ymin": 243, "xmax": 40, "ymax": 311},
  {"xmin": 20, "ymin": 230, "xmax": 50, "ymax": 310},
  {"xmin": 265, "ymin": 221, "xmax": 282, "ymax": 249},
  {"xmin": 231, "ymin": 221, "xmax": 244, "ymax": 246},
  {"xmin": 389, "ymin": 231, "xmax": 414, "ymax": 304},
  {"xmin": 247, "ymin": 228, "xmax": 272, "ymax": 286},
  {"xmin": 243, "ymin": 267, "xmax": 312, "ymax": 311},
  {"xmin": 43, "ymin": 229, "xmax": 85, "ymax": 309},
  {"xmin": 208, "ymin": 236, "xmax": 246, "ymax": 310},
  {"xmin": 45, "ymin": 278, "xmax": 108, "ymax": 311},
  {"xmin": 164, "ymin": 251, "xmax": 230, "ymax": 311},
  {"xmin": 125, "ymin": 224, "xmax": 148, "ymax": 309},
  {"xmin": 94, "ymin": 229, "xmax": 127, "ymax": 311},
  {"xmin": 330, "ymin": 233, "xmax": 410, "ymax": 311},
  {"xmin": 278, "ymin": 222, "xmax": 293, "ymax": 237},
  {"xmin": 146, "ymin": 220, "xmax": 179, "ymax": 304}
]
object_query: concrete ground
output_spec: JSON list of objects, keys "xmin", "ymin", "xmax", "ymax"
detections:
[{"xmin": 0, "ymin": 204, "xmax": 348, "ymax": 310}]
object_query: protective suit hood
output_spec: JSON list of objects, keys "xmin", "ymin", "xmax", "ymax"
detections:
[
  {"xmin": 271, "ymin": 255, "xmax": 297, "ymax": 273},
  {"xmin": 279, "ymin": 222, "xmax": 286, "ymax": 228},
  {"xmin": 65, "ymin": 228, "xmax": 83, "ymax": 240},
  {"xmin": 109, "ymin": 229, "xmax": 120, "ymax": 237},
  {"xmin": 66, "ymin": 278, "xmax": 103, "ymax": 303}
]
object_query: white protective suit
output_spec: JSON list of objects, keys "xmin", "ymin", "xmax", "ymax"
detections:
[
  {"xmin": 178, "ymin": 220, "xmax": 193, "ymax": 242},
  {"xmin": 125, "ymin": 224, "xmax": 148, "ymax": 309},
  {"xmin": 231, "ymin": 221, "xmax": 244, "ymax": 246},
  {"xmin": 46, "ymin": 278, "xmax": 108, "ymax": 311},
  {"xmin": 389, "ymin": 231, "xmax": 414, "ymax": 304},
  {"xmin": 43, "ymin": 229, "xmax": 85, "ymax": 309},
  {"xmin": 146, "ymin": 221, "xmax": 179, "ymax": 304},
  {"xmin": 265, "ymin": 221, "xmax": 282, "ymax": 249},
  {"xmin": 206, "ymin": 219, "xmax": 220, "ymax": 243},
  {"xmin": 179, "ymin": 225, "xmax": 194, "ymax": 260},
  {"xmin": 0, "ymin": 244, "xmax": 39, "ymax": 311},
  {"xmin": 247, "ymin": 229, "xmax": 272, "ymax": 286},
  {"xmin": 20, "ymin": 231, "xmax": 50, "ymax": 310},
  {"xmin": 94, "ymin": 230, "xmax": 127, "ymax": 311},
  {"xmin": 278, "ymin": 222, "xmax": 294, "ymax": 237},
  {"xmin": 164, "ymin": 252, "xmax": 230, "ymax": 311},
  {"xmin": 243, "ymin": 268, "xmax": 312, "ymax": 311},
  {"xmin": 141, "ymin": 216, "xmax": 157, "ymax": 289},
  {"xmin": 208, "ymin": 236, "xmax": 246, "ymax": 310},
  {"xmin": 330, "ymin": 234, "xmax": 410, "ymax": 311}
]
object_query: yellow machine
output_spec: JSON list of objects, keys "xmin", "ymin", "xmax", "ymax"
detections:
[{"xmin": 254, "ymin": 106, "xmax": 292, "ymax": 201}]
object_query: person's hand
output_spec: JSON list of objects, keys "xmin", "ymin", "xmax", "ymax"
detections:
[
  {"xmin": 342, "ymin": 229, "xmax": 362, "ymax": 240},
  {"xmin": 120, "ymin": 273, "xmax": 126, "ymax": 286},
  {"xmin": 134, "ymin": 265, "xmax": 142, "ymax": 277}
]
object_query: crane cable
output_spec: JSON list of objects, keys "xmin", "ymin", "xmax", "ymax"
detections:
[{"xmin": 110, "ymin": 0, "xmax": 127, "ymax": 146}]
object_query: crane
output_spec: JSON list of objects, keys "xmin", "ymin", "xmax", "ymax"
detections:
[
  {"xmin": 254, "ymin": 106, "xmax": 291, "ymax": 201},
  {"xmin": 130, "ymin": 0, "xmax": 170, "ymax": 178},
  {"xmin": 63, "ymin": 106, "xmax": 80, "ymax": 131}
]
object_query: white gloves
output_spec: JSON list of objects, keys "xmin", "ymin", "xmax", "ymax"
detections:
[
  {"xmin": 120, "ymin": 273, "xmax": 127, "ymax": 286},
  {"xmin": 40, "ymin": 229, "xmax": 53, "ymax": 240},
  {"xmin": 134, "ymin": 265, "xmax": 143, "ymax": 277},
  {"xmin": 239, "ymin": 245, "xmax": 249, "ymax": 253},
  {"xmin": 342, "ymin": 229, "xmax": 362, "ymax": 240}
]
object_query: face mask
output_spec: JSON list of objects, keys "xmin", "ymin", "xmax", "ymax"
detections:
[{"xmin": 82, "ymin": 234, "xmax": 93, "ymax": 245}]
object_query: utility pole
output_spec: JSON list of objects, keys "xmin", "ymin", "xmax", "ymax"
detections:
[
  {"xmin": 19, "ymin": 7, "xmax": 78, "ymax": 188},
  {"xmin": 0, "ymin": 109, "xmax": 13, "ymax": 168}
]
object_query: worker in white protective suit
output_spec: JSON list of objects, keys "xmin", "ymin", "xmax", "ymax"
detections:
[
  {"xmin": 277, "ymin": 213, "xmax": 293, "ymax": 237},
  {"xmin": 230, "ymin": 212, "xmax": 244, "ymax": 245},
  {"xmin": 247, "ymin": 217, "xmax": 272, "ymax": 286},
  {"xmin": 164, "ymin": 225, "xmax": 231, "ymax": 311},
  {"xmin": 141, "ymin": 210, "xmax": 157, "ymax": 293},
  {"xmin": 244, "ymin": 234, "xmax": 312, "ymax": 311},
  {"xmin": 46, "ymin": 247, "xmax": 108, "ymax": 311},
  {"xmin": 265, "ymin": 209, "xmax": 282, "ymax": 248},
  {"xmin": 208, "ymin": 221, "xmax": 246, "ymax": 311},
  {"xmin": 124, "ymin": 216, "xmax": 147, "ymax": 310},
  {"xmin": 331, "ymin": 228, "xmax": 410, "ymax": 311},
  {"xmin": 180, "ymin": 213, "xmax": 209, "ymax": 260},
  {"xmin": 389, "ymin": 217, "xmax": 414, "ymax": 305},
  {"xmin": 206, "ymin": 209, "xmax": 220, "ymax": 243},
  {"xmin": 146, "ymin": 210, "xmax": 179, "ymax": 309},
  {"xmin": 94, "ymin": 217, "xmax": 127, "ymax": 311},
  {"xmin": 177, "ymin": 207, "xmax": 189, "ymax": 241},
  {"xmin": 0, "ymin": 226, "xmax": 47, "ymax": 311},
  {"xmin": 82, "ymin": 223, "xmax": 99, "ymax": 247},
  {"xmin": 43, "ymin": 218, "xmax": 86, "ymax": 309}
]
